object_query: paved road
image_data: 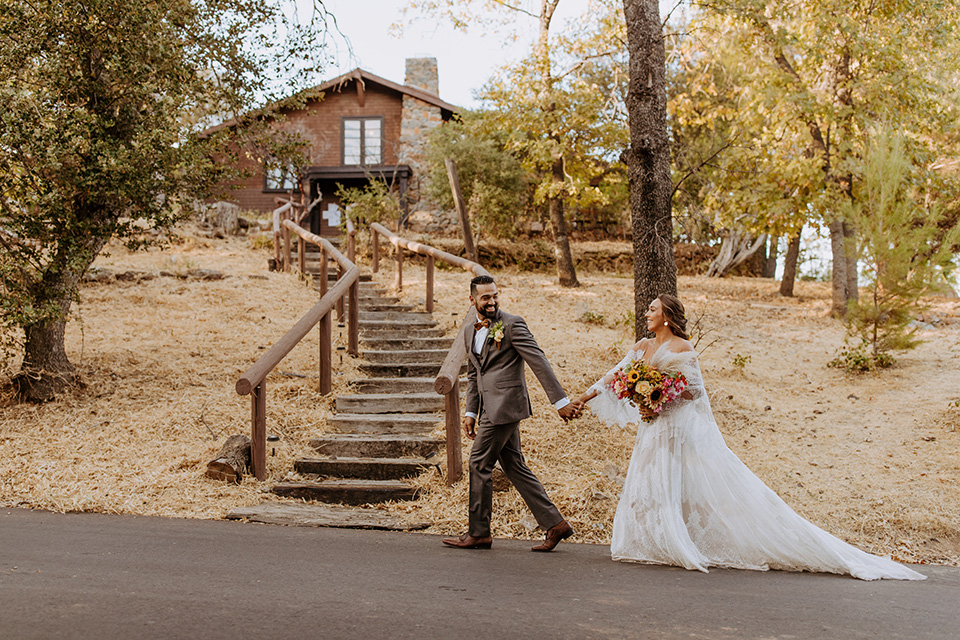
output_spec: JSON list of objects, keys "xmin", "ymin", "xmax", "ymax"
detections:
[{"xmin": 1, "ymin": 508, "xmax": 958, "ymax": 639}]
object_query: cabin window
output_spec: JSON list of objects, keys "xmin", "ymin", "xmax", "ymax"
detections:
[
  {"xmin": 342, "ymin": 117, "xmax": 383, "ymax": 165},
  {"xmin": 264, "ymin": 160, "xmax": 297, "ymax": 192}
]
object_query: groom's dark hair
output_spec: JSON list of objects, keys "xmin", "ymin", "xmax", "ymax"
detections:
[{"xmin": 470, "ymin": 274, "xmax": 496, "ymax": 297}]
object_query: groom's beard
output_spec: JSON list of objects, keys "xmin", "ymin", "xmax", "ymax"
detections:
[{"xmin": 477, "ymin": 303, "xmax": 498, "ymax": 320}]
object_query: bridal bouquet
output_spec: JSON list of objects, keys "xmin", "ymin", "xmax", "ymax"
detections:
[{"xmin": 610, "ymin": 360, "xmax": 688, "ymax": 423}]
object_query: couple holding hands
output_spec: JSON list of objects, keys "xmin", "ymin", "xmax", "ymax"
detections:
[{"xmin": 442, "ymin": 275, "xmax": 924, "ymax": 581}]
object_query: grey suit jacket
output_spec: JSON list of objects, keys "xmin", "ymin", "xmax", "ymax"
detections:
[{"xmin": 465, "ymin": 309, "xmax": 567, "ymax": 426}]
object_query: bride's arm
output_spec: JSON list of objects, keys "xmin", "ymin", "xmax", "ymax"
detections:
[{"xmin": 572, "ymin": 343, "xmax": 643, "ymax": 407}]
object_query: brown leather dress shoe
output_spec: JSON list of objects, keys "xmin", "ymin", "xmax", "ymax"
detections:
[
  {"xmin": 442, "ymin": 533, "xmax": 493, "ymax": 549},
  {"xmin": 531, "ymin": 520, "xmax": 574, "ymax": 552}
]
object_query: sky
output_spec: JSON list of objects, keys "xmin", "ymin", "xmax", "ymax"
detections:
[{"xmin": 315, "ymin": 0, "xmax": 678, "ymax": 109}]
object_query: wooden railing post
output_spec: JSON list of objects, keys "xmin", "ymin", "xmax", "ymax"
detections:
[
  {"xmin": 336, "ymin": 264, "xmax": 345, "ymax": 321},
  {"xmin": 372, "ymin": 229, "xmax": 380, "ymax": 273},
  {"xmin": 320, "ymin": 246, "xmax": 328, "ymax": 297},
  {"xmin": 297, "ymin": 235, "xmax": 305, "ymax": 277},
  {"xmin": 251, "ymin": 381, "xmax": 267, "ymax": 481},
  {"xmin": 444, "ymin": 378, "xmax": 462, "ymax": 485},
  {"xmin": 319, "ymin": 310, "xmax": 332, "ymax": 395},
  {"xmin": 282, "ymin": 211, "xmax": 292, "ymax": 273},
  {"xmin": 394, "ymin": 241, "xmax": 403, "ymax": 291},
  {"xmin": 425, "ymin": 254, "xmax": 434, "ymax": 314},
  {"xmin": 348, "ymin": 279, "xmax": 359, "ymax": 356}
]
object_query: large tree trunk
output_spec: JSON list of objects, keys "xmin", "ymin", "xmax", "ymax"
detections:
[
  {"xmin": 623, "ymin": 0, "xmax": 677, "ymax": 340},
  {"xmin": 705, "ymin": 230, "xmax": 767, "ymax": 278},
  {"xmin": 14, "ymin": 308, "xmax": 78, "ymax": 402},
  {"xmin": 779, "ymin": 233, "xmax": 801, "ymax": 297},
  {"xmin": 550, "ymin": 156, "xmax": 579, "ymax": 287}
]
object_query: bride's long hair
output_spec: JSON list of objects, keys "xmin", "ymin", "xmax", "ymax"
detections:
[{"xmin": 658, "ymin": 294, "xmax": 689, "ymax": 340}]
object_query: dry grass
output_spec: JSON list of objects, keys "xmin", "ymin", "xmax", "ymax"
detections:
[{"xmin": 2, "ymin": 227, "xmax": 959, "ymax": 567}]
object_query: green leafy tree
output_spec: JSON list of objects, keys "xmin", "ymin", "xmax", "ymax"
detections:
[
  {"xmin": 838, "ymin": 128, "xmax": 960, "ymax": 367},
  {"xmin": 681, "ymin": 0, "xmax": 960, "ymax": 313},
  {"xmin": 423, "ymin": 113, "xmax": 531, "ymax": 239},
  {"xmin": 401, "ymin": 0, "xmax": 630, "ymax": 287},
  {"xmin": 0, "ymin": 0, "xmax": 332, "ymax": 400}
]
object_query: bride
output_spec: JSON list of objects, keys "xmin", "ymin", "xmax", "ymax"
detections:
[{"xmin": 572, "ymin": 294, "xmax": 924, "ymax": 581}]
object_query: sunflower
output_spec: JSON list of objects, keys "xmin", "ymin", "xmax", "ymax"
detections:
[{"xmin": 627, "ymin": 369, "xmax": 641, "ymax": 383}]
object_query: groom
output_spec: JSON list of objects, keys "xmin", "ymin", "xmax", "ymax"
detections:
[{"xmin": 442, "ymin": 275, "xmax": 579, "ymax": 552}]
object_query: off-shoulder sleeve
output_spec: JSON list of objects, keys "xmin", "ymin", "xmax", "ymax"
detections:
[
  {"xmin": 676, "ymin": 352, "xmax": 705, "ymax": 399},
  {"xmin": 586, "ymin": 350, "xmax": 642, "ymax": 428}
]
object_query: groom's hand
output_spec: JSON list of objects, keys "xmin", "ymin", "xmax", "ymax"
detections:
[
  {"xmin": 462, "ymin": 416, "xmax": 477, "ymax": 440},
  {"xmin": 558, "ymin": 404, "xmax": 580, "ymax": 422}
]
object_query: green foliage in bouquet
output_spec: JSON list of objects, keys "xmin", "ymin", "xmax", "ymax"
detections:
[{"xmin": 836, "ymin": 128, "xmax": 960, "ymax": 369}]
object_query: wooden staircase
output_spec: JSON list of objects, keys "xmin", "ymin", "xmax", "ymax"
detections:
[{"xmin": 271, "ymin": 251, "xmax": 463, "ymax": 506}]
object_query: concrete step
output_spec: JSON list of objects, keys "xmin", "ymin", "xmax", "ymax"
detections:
[
  {"xmin": 362, "ymin": 337, "xmax": 454, "ymax": 350},
  {"xmin": 363, "ymin": 349, "xmax": 449, "ymax": 365},
  {"xmin": 360, "ymin": 327, "xmax": 445, "ymax": 339},
  {"xmin": 359, "ymin": 362, "xmax": 462, "ymax": 378},
  {"xmin": 226, "ymin": 503, "xmax": 430, "ymax": 531},
  {"xmin": 271, "ymin": 479, "xmax": 418, "ymax": 505},
  {"xmin": 328, "ymin": 412, "xmax": 443, "ymax": 433},
  {"xmin": 336, "ymin": 392, "xmax": 445, "ymax": 414},
  {"xmin": 310, "ymin": 433, "xmax": 445, "ymax": 458},
  {"xmin": 359, "ymin": 311, "xmax": 434, "ymax": 322},
  {"xmin": 350, "ymin": 377, "xmax": 461, "ymax": 394},
  {"xmin": 294, "ymin": 456, "xmax": 439, "ymax": 481}
]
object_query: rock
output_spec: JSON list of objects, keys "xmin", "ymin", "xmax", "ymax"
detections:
[
  {"xmin": 592, "ymin": 491, "xmax": 612, "ymax": 501},
  {"xmin": 83, "ymin": 266, "xmax": 115, "ymax": 283},
  {"xmin": 186, "ymin": 268, "xmax": 226, "ymax": 281},
  {"xmin": 200, "ymin": 201, "xmax": 241, "ymax": 235},
  {"xmin": 601, "ymin": 463, "xmax": 624, "ymax": 485}
]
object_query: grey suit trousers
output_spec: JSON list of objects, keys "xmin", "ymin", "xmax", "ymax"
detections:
[{"xmin": 468, "ymin": 413, "xmax": 563, "ymax": 538}]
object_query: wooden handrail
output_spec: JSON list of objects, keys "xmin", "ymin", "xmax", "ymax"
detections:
[
  {"xmin": 237, "ymin": 202, "xmax": 360, "ymax": 481},
  {"xmin": 368, "ymin": 222, "xmax": 491, "ymax": 486}
]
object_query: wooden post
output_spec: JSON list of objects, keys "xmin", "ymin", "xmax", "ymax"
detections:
[
  {"xmin": 425, "ymin": 254, "xmax": 434, "ymax": 313},
  {"xmin": 297, "ymin": 236, "xmax": 305, "ymax": 277},
  {"xmin": 444, "ymin": 378, "xmax": 462, "ymax": 485},
  {"xmin": 319, "ymin": 310, "xmax": 332, "ymax": 395},
  {"xmin": 348, "ymin": 279, "xmax": 359, "ymax": 356},
  {"xmin": 336, "ymin": 264, "xmax": 345, "ymax": 321},
  {"xmin": 445, "ymin": 158, "xmax": 479, "ymax": 264},
  {"xmin": 319, "ymin": 247, "xmax": 328, "ymax": 297},
  {"xmin": 251, "ymin": 381, "xmax": 267, "ymax": 481},
  {"xmin": 282, "ymin": 214, "xmax": 292, "ymax": 273},
  {"xmin": 394, "ymin": 242, "xmax": 403, "ymax": 292},
  {"xmin": 372, "ymin": 229, "xmax": 380, "ymax": 273}
]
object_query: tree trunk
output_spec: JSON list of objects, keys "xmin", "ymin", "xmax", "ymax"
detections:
[
  {"xmin": 705, "ymin": 230, "xmax": 767, "ymax": 278},
  {"xmin": 13, "ymin": 315, "xmax": 78, "ymax": 402},
  {"xmin": 549, "ymin": 156, "xmax": 579, "ymax": 287},
  {"xmin": 844, "ymin": 221, "xmax": 859, "ymax": 304},
  {"xmin": 828, "ymin": 218, "xmax": 851, "ymax": 316},
  {"xmin": 206, "ymin": 434, "xmax": 252, "ymax": 484},
  {"xmin": 779, "ymin": 233, "xmax": 801, "ymax": 297},
  {"xmin": 623, "ymin": 0, "xmax": 676, "ymax": 340},
  {"xmin": 763, "ymin": 235, "xmax": 779, "ymax": 278},
  {"xmin": 535, "ymin": 0, "xmax": 578, "ymax": 288}
]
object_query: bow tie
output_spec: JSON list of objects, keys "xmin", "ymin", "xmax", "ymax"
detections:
[{"xmin": 474, "ymin": 318, "xmax": 490, "ymax": 331}]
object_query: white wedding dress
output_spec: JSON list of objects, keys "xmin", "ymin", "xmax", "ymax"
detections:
[{"xmin": 587, "ymin": 343, "xmax": 925, "ymax": 580}]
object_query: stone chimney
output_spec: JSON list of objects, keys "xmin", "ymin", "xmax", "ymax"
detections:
[{"xmin": 404, "ymin": 58, "xmax": 439, "ymax": 96}]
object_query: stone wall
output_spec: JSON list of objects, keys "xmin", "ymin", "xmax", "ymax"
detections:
[{"xmin": 399, "ymin": 58, "xmax": 444, "ymax": 217}]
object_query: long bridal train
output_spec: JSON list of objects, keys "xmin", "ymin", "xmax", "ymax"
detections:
[{"xmin": 587, "ymin": 344, "xmax": 925, "ymax": 581}]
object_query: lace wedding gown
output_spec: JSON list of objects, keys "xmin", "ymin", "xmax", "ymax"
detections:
[{"xmin": 587, "ymin": 343, "xmax": 925, "ymax": 581}]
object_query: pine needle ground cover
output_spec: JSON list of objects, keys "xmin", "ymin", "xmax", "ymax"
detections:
[{"xmin": 2, "ymin": 230, "xmax": 958, "ymax": 567}]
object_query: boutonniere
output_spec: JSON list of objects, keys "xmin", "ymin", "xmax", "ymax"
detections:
[{"xmin": 489, "ymin": 320, "xmax": 505, "ymax": 349}]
